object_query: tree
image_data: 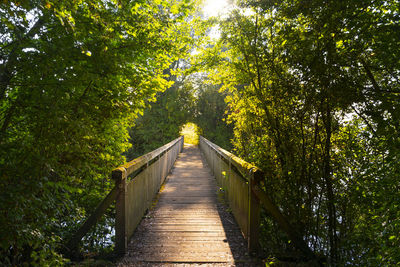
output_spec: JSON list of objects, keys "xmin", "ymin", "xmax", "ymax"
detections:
[
  {"xmin": 201, "ymin": 0, "xmax": 399, "ymax": 264},
  {"xmin": 125, "ymin": 60, "xmax": 196, "ymax": 159},
  {"xmin": 0, "ymin": 0, "xmax": 200, "ymax": 264}
]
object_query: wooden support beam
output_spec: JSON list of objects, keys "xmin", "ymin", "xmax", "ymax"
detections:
[
  {"xmin": 64, "ymin": 136, "xmax": 183, "ymax": 259},
  {"xmin": 66, "ymin": 186, "xmax": 118, "ymax": 255},
  {"xmin": 252, "ymin": 184, "xmax": 316, "ymax": 260},
  {"xmin": 199, "ymin": 135, "xmax": 317, "ymax": 260}
]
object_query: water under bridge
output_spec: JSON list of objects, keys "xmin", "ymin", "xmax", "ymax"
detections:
[{"xmin": 66, "ymin": 136, "xmax": 315, "ymax": 266}]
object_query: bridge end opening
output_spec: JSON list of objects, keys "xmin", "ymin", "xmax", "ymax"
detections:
[{"xmin": 180, "ymin": 122, "xmax": 200, "ymax": 145}]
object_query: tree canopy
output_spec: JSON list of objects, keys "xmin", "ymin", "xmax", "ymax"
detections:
[
  {"xmin": 0, "ymin": 0, "xmax": 203, "ymax": 265},
  {"xmin": 198, "ymin": 0, "xmax": 399, "ymax": 265},
  {"xmin": 1, "ymin": 0, "xmax": 399, "ymax": 265}
]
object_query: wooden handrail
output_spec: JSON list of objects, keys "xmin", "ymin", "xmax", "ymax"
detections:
[
  {"xmin": 199, "ymin": 136, "xmax": 316, "ymax": 260},
  {"xmin": 200, "ymin": 136, "xmax": 259, "ymax": 181},
  {"xmin": 113, "ymin": 137, "xmax": 183, "ymax": 180},
  {"xmin": 65, "ymin": 136, "xmax": 184, "ymax": 256},
  {"xmin": 112, "ymin": 136, "xmax": 183, "ymax": 255}
]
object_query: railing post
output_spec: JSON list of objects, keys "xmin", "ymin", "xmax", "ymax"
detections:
[
  {"xmin": 248, "ymin": 169, "xmax": 261, "ymax": 253},
  {"xmin": 112, "ymin": 167, "xmax": 127, "ymax": 256},
  {"xmin": 158, "ymin": 154, "xmax": 162, "ymax": 187}
]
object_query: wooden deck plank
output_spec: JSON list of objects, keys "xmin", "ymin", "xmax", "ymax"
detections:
[{"xmin": 117, "ymin": 144, "xmax": 260, "ymax": 266}]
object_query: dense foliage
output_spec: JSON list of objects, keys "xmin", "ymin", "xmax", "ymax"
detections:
[
  {"xmin": 125, "ymin": 60, "xmax": 196, "ymax": 159},
  {"xmin": 201, "ymin": 0, "xmax": 399, "ymax": 265},
  {"xmin": 1, "ymin": 0, "xmax": 398, "ymax": 265},
  {"xmin": 126, "ymin": 70, "xmax": 233, "ymax": 156},
  {"xmin": 0, "ymin": 0, "xmax": 200, "ymax": 265},
  {"xmin": 194, "ymin": 78, "xmax": 233, "ymax": 150}
]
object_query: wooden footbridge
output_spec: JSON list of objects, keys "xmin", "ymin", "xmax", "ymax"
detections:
[{"xmin": 66, "ymin": 136, "xmax": 315, "ymax": 266}]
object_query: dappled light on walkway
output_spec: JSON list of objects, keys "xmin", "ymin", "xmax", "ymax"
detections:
[{"xmin": 117, "ymin": 144, "xmax": 259, "ymax": 266}]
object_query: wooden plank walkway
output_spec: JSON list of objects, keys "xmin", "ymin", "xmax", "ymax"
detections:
[{"xmin": 117, "ymin": 144, "xmax": 260, "ymax": 266}]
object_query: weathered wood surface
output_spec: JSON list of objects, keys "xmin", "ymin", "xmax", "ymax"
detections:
[
  {"xmin": 66, "ymin": 137, "xmax": 183, "ymax": 256},
  {"xmin": 117, "ymin": 144, "xmax": 261, "ymax": 266},
  {"xmin": 114, "ymin": 136, "xmax": 183, "ymax": 255},
  {"xmin": 199, "ymin": 136, "xmax": 258, "ymax": 252},
  {"xmin": 199, "ymin": 136, "xmax": 317, "ymax": 260}
]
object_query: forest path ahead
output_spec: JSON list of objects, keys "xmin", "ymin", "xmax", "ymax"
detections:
[{"xmin": 117, "ymin": 144, "xmax": 259, "ymax": 266}]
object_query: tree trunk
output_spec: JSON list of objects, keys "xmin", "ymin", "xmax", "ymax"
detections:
[{"xmin": 323, "ymin": 101, "xmax": 337, "ymax": 264}]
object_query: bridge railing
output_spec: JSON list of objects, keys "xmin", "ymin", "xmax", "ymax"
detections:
[
  {"xmin": 67, "ymin": 136, "xmax": 184, "ymax": 256},
  {"xmin": 199, "ymin": 136, "xmax": 315, "ymax": 259}
]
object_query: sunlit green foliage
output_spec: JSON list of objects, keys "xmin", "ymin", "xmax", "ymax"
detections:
[
  {"xmin": 0, "ymin": 0, "xmax": 201, "ymax": 265},
  {"xmin": 180, "ymin": 122, "xmax": 199, "ymax": 145},
  {"xmin": 1, "ymin": 0, "xmax": 399, "ymax": 265},
  {"xmin": 200, "ymin": 0, "xmax": 399, "ymax": 265},
  {"xmin": 126, "ymin": 71, "xmax": 234, "ymax": 155},
  {"xmin": 125, "ymin": 65, "xmax": 196, "ymax": 159}
]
